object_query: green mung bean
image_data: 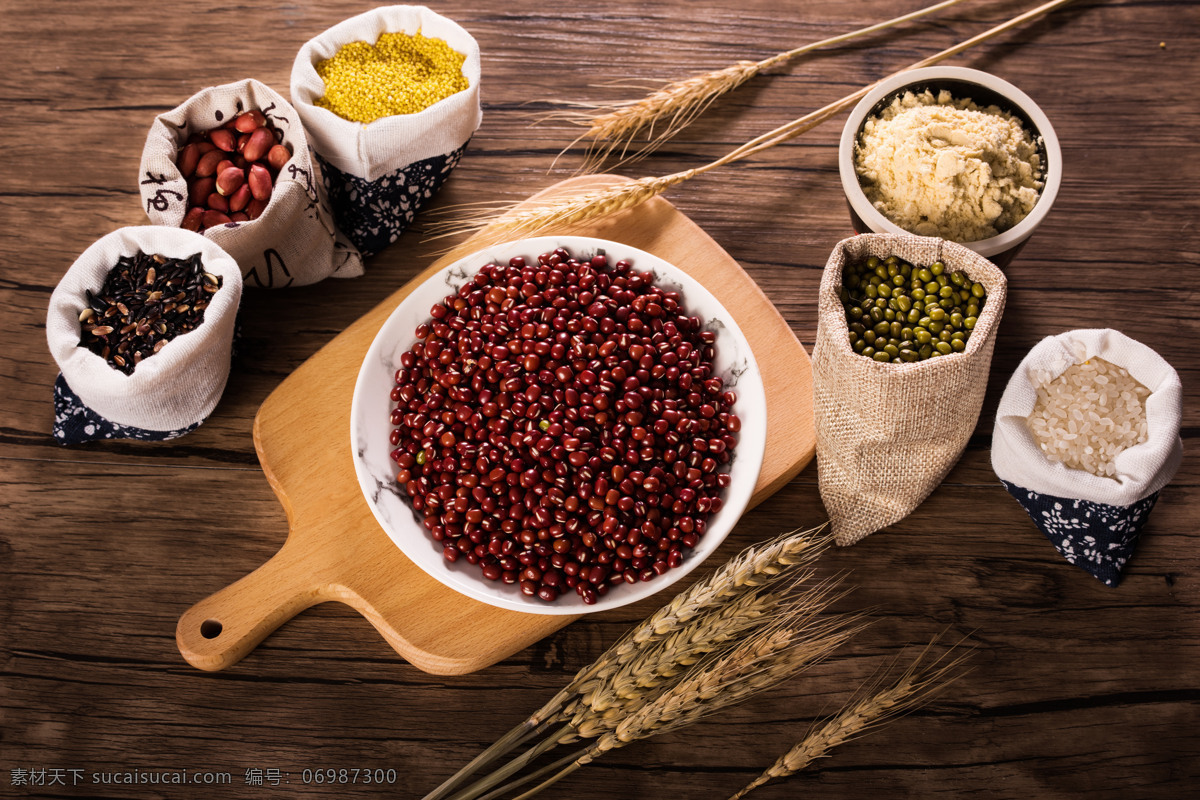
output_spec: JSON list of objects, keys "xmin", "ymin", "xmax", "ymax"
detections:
[{"xmin": 839, "ymin": 255, "xmax": 988, "ymax": 364}]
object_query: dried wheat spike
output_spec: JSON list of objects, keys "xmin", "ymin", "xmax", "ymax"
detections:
[
  {"xmin": 547, "ymin": 0, "xmax": 969, "ymax": 169},
  {"xmin": 728, "ymin": 637, "xmax": 973, "ymax": 799}
]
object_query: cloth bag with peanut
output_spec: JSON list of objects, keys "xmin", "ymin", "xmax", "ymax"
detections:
[
  {"xmin": 812, "ymin": 234, "xmax": 1007, "ymax": 546},
  {"xmin": 46, "ymin": 227, "xmax": 242, "ymax": 444},
  {"xmin": 139, "ymin": 78, "xmax": 362, "ymax": 288}
]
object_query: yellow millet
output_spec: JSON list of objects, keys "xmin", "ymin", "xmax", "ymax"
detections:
[{"xmin": 315, "ymin": 31, "xmax": 468, "ymax": 123}]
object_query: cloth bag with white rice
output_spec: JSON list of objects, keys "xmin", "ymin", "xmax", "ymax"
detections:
[
  {"xmin": 46, "ymin": 227, "xmax": 242, "ymax": 444},
  {"xmin": 813, "ymin": 234, "xmax": 1007, "ymax": 546},
  {"xmin": 991, "ymin": 329, "xmax": 1183, "ymax": 586},
  {"xmin": 139, "ymin": 78, "xmax": 362, "ymax": 288},
  {"xmin": 290, "ymin": 5, "xmax": 482, "ymax": 256}
]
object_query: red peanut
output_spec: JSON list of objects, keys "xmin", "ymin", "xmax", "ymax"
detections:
[
  {"xmin": 188, "ymin": 176, "xmax": 215, "ymax": 207},
  {"xmin": 247, "ymin": 163, "xmax": 272, "ymax": 202},
  {"xmin": 178, "ymin": 143, "xmax": 201, "ymax": 178},
  {"xmin": 181, "ymin": 207, "xmax": 205, "ymax": 232},
  {"xmin": 242, "ymin": 127, "xmax": 275, "ymax": 163},
  {"xmin": 194, "ymin": 149, "xmax": 225, "ymax": 178},
  {"xmin": 228, "ymin": 183, "xmax": 252, "ymax": 213},
  {"xmin": 267, "ymin": 144, "xmax": 291, "ymax": 171},
  {"xmin": 209, "ymin": 128, "xmax": 235, "ymax": 152},
  {"xmin": 215, "ymin": 166, "xmax": 245, "ymax": 197},
  {"xmin": 202, "ymin": 209, "xmax": 231, "ymax": 228},
  {"xmin": 234, "ymin": 110, "xmax": 266, "ymax": 133},
  {"xmin": 206, "ymin": 192, "xmax": 229, "ymax": 213},
  {"xmin": 174, "ymin": 109, "xmax": 292, "ymax": 232}
]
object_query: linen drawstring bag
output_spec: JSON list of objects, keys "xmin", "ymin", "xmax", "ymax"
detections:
[
  {"xmin": 139, "ymin": 78, "xmax": 363, "ymax": 288},
  {"xmin": 46, "ymin": 227, "xmax": 242, "ymax": 443},
  {"xmin": 290, "ymin": 5, "xmax": 482, "ymax": 256},
  {"xmin": 991, "ymin": 329, "xmax": 1183, "ymax": 586},
  {"xmin": 813, "ymin": 234, "xmax": 1007, "ymax": 546}
]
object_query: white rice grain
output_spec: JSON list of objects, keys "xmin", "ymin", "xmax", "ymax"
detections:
[{"xmin": 1027, "ymin": 357, "xmax": 1150, "ymax": 477}]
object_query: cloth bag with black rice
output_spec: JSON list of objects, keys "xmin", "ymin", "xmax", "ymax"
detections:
[
  {"xmin": 46, "ymin": 226, "xmax": 242, "ymax": 444},
  {"xmin": 290, "ymin": 5, "xmax": 482, "ymax": 256},
  {"xmin": 813, "ymin": 234, "xmax": 1007, "ymax": 546},
  {"xmin": 991, "ymin": 329, "xmax": 1183, "ymax": 586},
  {"xmin": 139, "ymin": 78, "xmax": 362, "ymax": 288}
]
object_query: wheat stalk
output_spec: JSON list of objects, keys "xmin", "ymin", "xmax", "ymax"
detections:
[
  {"xmin": 545, "ymin": 60, "xmax": 762, "ymax": 173},
  {"xmin": 728, "ymin": 636, "xmax": 974, "ymax": 799},
  {"xmin": 423, "ymin": 526, "xmax": 832, "ymax": 800},
  {"xmin": 424, "ymin": 0, "xmax": 1076, "ymax": 247},
  {"xmin": 447, "ymin": 589, "xmax": 795, "ymax": 800},
  {"xmin": 546, "ymin": 0, "xmax": 970, "ymax": 171},
  {"xmin": 507, "ymin": 614, "xmax": 871, "ymax": 800},
  {"xmin": 611, "ymin": 618, "xmax": 862, "ymax": 744},
  {"xmin": 423, "ymin": 172, "xmax": 694, "ymax": 247},
  {"xmin": 571, "ymin": 573, "xmax": 849, "ymax": 740},
  {"xmin": 578, "ymin": 586, "xmax": 787, "ymax": 717},
  {"xmin": 445, "ymin": 598, "xmax": 858, "ymax": 800},
  {"xmin": 544, "ymin": 525, "xmax": 833, "ymax": 723}
]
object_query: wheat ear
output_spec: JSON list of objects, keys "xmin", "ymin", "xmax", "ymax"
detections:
[
  {"xmin": 423, "ymin": 526, "xmax": 831, "ymax": 800},
  {"xmin": 728, "ymin": 636, "xmax": 974, "ymax": 799},
  {"xmin": 576, "ymin": 584, "xmax": 789, "ymax": 720},
  {"xmin": 488, "ymin": 574, "xmax": 848, "ymax": 800},
  {"xmin": 572, "ymin": 572, "xmax": 845, "ymax": 738},
  {"xmin": 425, "ymin": 0, "xmax": 1076, "ymax": 246},
  {"xmin": 546, "ymin": 60, "xmax": 762, "ymax": 172},
  {"xmin": 508, "ymin": 615, "xmax": 871, "ymax": 800},
  {"xmin": 542, "ymin": 525, "xmax": 833, "ymax": 722},
  {"xmin": 608, "ymin": 614, "xmax": 866, "ymax": 746},
  {"xmin": 422, "ymin": 171, "xmax": 694, "ymax": 247},
  {"xmin": 547, "ymin": 0, "xmax": 969, "ymax": 171}
]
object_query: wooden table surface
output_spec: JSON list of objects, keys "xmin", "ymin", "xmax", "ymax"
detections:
[{"xmin": 2, "ymin": 1, "xmax": 1197, "ymax": 798}]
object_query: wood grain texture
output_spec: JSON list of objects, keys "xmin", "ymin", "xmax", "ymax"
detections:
[
  {"xmin": 1, "ymin": 0, "xmax": 1197, "ymax": 798},
  {"xmin": 176, "ymin": 174, "xmax": 814, "ymax": 674}
]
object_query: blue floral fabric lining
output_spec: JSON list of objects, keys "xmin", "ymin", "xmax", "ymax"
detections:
[
  {"xmin": 52, "ymin": 374, "xmax": 199, "ymax": 444},
  {"xmin": 51, "ymin": 318, "xmax": 240, "ymax": 446},
  {"xmin": 1001, "ymin": 480, "xmax": 1159, "ymax": 587},
  {"xmin": 318, "ymin": 144, "xmax": 467, "ymax": 257}
]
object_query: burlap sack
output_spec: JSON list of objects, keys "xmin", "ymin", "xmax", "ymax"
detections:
[
  {"xmin": 139, "ymin": 78, "xmax": 363, "ymax": 288},
  {"xmin": 46, "ymin": 226, "xmax": 242, "ymax": 443},
  {"xmin": 991, "ymin": 329, "xmax": 1183, "ymax": 586},
  {"xmin": 813, "ymin": 234, "xmax": 1007, "ymax": 545},
  {"xmin": 290, "ymin": 5, "xmax": 482, "ymax": 257}
]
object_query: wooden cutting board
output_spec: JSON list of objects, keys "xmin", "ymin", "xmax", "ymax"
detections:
[{"xmin": 176, "ymin": 175, "xmax": 815, "ymax": 675}]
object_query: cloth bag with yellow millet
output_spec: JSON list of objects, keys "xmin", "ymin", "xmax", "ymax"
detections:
[
  {"xmin": 290, "ymin": 5, "xmax": 482, "ymax": 257},
  {"xmin": 812, "ymin": 234, "xmax": 1007, "ymax": 546},
  {"xmin": 139, "ymin": 78, "xmax": 362, "ymax": 289}
]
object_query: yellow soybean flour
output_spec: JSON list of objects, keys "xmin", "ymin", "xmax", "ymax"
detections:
[{"xmin": 315, "ymin": 31, "xmax": 468, "ymax": 123}]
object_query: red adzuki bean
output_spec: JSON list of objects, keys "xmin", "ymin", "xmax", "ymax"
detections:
[{"xmin": 389, "ymin": 248, "xmax": 739, "ymax": 604}]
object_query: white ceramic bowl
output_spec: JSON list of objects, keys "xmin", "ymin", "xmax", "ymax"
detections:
[
  {"xmin": 839, "ymin": 66, "xmax": 1062, "ymax": 267},
  {"xmin": 351, "ymin": 235, "xmax": 767, "ymax": 615}
]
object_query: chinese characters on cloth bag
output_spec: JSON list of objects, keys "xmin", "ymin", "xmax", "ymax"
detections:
[
  {"xmin": 812, "ymin": 234, "xmax": 1007, "ymax": 546},
  {"xmin": 991, "ymin": 329, "xmax": 1182, "ymax": 586}
]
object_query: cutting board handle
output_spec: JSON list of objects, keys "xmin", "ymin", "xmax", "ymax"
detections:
[{"xmin": 176, "ymin": 541, "xmax": 323, "ymax": 671}]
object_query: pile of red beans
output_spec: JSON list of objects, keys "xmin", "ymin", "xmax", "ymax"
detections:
[{"xmin": 389, "ymin": 248, "xmax": 739, "ymax": 604}]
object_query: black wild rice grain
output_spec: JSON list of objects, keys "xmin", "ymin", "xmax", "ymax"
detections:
[{"xmin": 78, "ymin": 250, "xmax": 221, "ymax": 375}]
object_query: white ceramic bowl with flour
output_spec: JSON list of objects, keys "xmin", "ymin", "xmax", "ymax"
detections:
[{"xmin": 839, "ymin": 67, "xmax": 1062, "ymax": 267}]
